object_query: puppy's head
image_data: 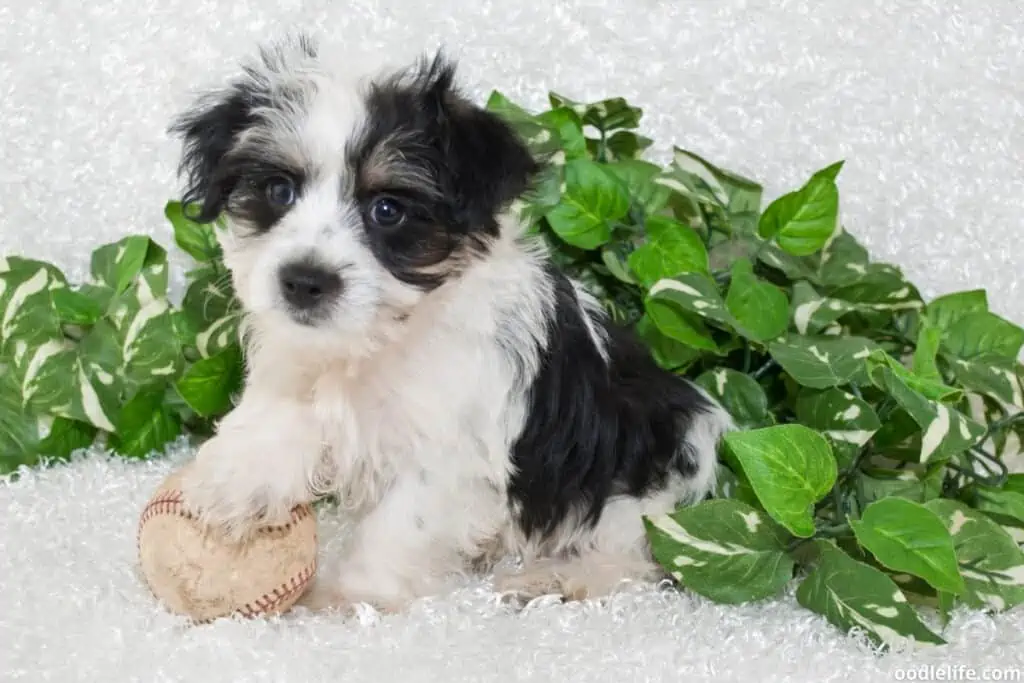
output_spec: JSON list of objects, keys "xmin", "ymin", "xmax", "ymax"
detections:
[{"xmin": 170, "ymin": 36, "xmax": 536, "ymax": 356}]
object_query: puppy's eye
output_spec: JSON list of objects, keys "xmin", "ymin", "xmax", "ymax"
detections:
[
  {"xmin": 264, "ymin": 176, "xmax": 297, "ymax": 207},
  {"xmin": 368, "ymin": 197, "xmax": 406, "ymax": 227}
]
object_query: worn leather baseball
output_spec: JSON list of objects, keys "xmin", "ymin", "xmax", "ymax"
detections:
[{"xmin": 137, "ymin": 463, "xmax": 318, "ymax": 623}]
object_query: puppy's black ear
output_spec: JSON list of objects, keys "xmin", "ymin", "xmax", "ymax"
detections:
[
  {"xmin": 168, "ymin": 87, "xmax": 253, "ymax": 223},
  {"xmin": 421, "ymin": 53, "xmax": 539, "ymax": 227}
]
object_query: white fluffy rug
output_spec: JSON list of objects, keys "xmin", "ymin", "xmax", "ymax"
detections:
[{"xmin": 2, "ymin": 0, "xmax": 1024, "ymax": 681}]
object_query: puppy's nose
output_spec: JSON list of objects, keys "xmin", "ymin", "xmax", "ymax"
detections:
[{"xmin": 278, "ymin": 262, "xmax": 342, "ymax": 310}]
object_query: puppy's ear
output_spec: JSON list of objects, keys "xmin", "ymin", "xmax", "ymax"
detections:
[
  {"xmin": 168, "ymin": 87, "xmax": 252, "ymax": 223},
  {"xmin": 421, "ymin": 53, "xmax": 539, "ymax": 227}
]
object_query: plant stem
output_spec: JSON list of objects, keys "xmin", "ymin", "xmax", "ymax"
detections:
[
  {"xmin": 597, "ymin": 130, "xmax": 608, "ymax": 163},
  {"xmin": 981, "ymin": 412, "xmax": 1024, "ymax": 442},
  {"xmin": 947, "ymin": 459, "xmax": 1007, "ymax": 488},
  {"xmin": 815, "ymin": 522, "xmax": 852, "ymax": 538},
  {"xmin": 751, "ymin": 358, "xmax": 778, "ymax": 380}
]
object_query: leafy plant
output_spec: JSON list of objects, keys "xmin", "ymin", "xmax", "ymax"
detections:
[
  {"xmin": 3, "ymin": 88, "xmax": 1024, "ymax": 649},
  {"xmin": 0, "ymin": 207, "xmax": 242, "ymax": 465}
]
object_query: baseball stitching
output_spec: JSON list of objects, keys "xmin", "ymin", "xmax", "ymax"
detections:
[{"xmin": 137, "ymin": 489, "xmax": 317, "ymax": 621}]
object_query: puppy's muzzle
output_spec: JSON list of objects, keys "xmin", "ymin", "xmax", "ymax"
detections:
[{"xmin": 279, "ymin": 261, "xmax": 343, "ymax": 313}]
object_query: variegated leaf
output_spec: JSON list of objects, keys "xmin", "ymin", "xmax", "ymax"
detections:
[
  {"xmin": 767, "ymin": 335, "xmax": 878, "ymax": 389},
  {"xmin": 106, "ymin": 281, "xmax": 183, "ymax": 384},
  {"xmin": 645, "ymin": 499, "xmax": 793, "ymax": 604},
  {"xmin": 948, "ymin": 355, "xmax": 1024, "ymax": 409},
  {"xmin": 789, "ymin": 281, "xmax": 857, "ymax": 336},
  {"xmin": 925, "ymin": 499, "xmax": 1024, "ymax": 611},
  {"xmin": 695, "ymin": 368, "xmax": 771, "ymax": 429},
  {"xmin": 795, "ymin": 387, "xmax": 881, "ymax": 470},
  {"xmin": 867, "ymin": 352, "xmax": 984, "ymax": 464},
  {"xmin": 796, "ymin": 539, "xmax": 946, "ymax": 647},
  {"xmin": 181, "ymin": 267, "xmax": 244, "ymax": 358}
]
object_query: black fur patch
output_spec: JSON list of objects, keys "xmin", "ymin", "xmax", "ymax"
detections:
[
  {"xmin": 168, "ymin": 36, "xmax": 317, "ymax": 225},
  {"xmin": 349, "ymin": 53, "xmax": 538, "ymax": 290},
  {"xmin": 508, "ymin": 268, "xmax": 718, "ymax": 540}
]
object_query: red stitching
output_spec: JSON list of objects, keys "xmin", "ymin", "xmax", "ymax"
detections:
[
  {"xmin": 137, "ymin": 490, "xmax": 316, "ymax": 622},
  {"xmin": 235, "ymin": 561, "xmax": 317, "ymax": 618},
  {"xmin": 137, "ymin": 490, "xmax": 310, "ymax": 544}
]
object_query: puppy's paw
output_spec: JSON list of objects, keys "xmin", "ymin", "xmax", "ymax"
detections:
[
  {"xmin": 178, "ymin": 439, "xmax": 296, "ymax": 543},
  {"xmin": 296, "ymin": 579, "xmax": 356, "ymax": 615},
  {"xmin": 493, "ymin": 563, "xmax": 572, "ymax": 603}
]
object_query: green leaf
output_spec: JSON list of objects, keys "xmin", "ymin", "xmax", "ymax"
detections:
[
  {"xmin": 485, "ymin": 91, "xmax": 561, "ymax": 157},
  {"xmin": 519, "ymin": 164, "xmax": 564, "ymax": 225},
  {"xmin": 138, "ymin": 239, "xmax": 169, "ymax": 300},
  {"xmin": 789, "ymin": 282, "xmax": 857, "ymax": 336},
  {"xmin": 925, "ymin": 499, "xmax": 1024, "ymax": 611},
  {"xmin": 713, "ymin": 464, "xmax": 762, "ymax": 508},
  {"xmin": 644, "ymin": 499, "xmax": 794, "ymax": 604},
  {"xmin": 850, "ymin": 498, "xmax": 966, "ymax": 595},
  {"xmin": 20, "ymin": 344, "xmax": 79, "ymax": 416},
  {"xmin": 644, "ymin": 297, "xmax": 719, "ymax": 353},
  {"xmin": 605, "ymin": 159, "xmax": 672, "ymax": 215},
  {"xmin": 867, "ymin": 352, "xmax": 984, "ymax": 463},
  {"xmin": 627, "ymin": 215, "xmax": 709, "ymax": 285},
  {"xmin": 90, "ymin": 235, "xmax": 150, "ymax": 294},
  {"xmin": 758, "ymin": 246, "xmax": 821, "ymax": 286},
  {"xmin": 603, "ymin": 130, "xmax": 653, "ymax": 161},
  {"xmin": 0, "ymin": 371, "xmax": 42, "ymax": 471},
  {"xmin": 943, "ymin": 311, "xmax": 1024, "ymax": 362},
  {"xmin": 165, "ymin": 200, "xmax": 222, "ymax": 263},
  {"xmin": 545, "ymin": 159, "xmax": 630, "ymax": 249},
  {"xmin": 1001, "ymin": 473, "xmax": 1024, "ymax": 496},
  {"xmin": 926, "ymin": 290, "xmax": 988, "ymax": 332},
  {"xmin": 600, "ymin": 244, "xmax": 636, "ymax": 285},
  {"xmin": 695, "ymin": 368, "xmax": 771, "ymax": 429},
  {"xmin": 549, "ymin": 92, "xmax": 642, "ymax": 132},
  {"xmin": 816, "ymin": 228, "xmax": 870, "ymax": 288},
  {"xmin": 634, "ymin": 315, "xmax": 703, "ymax": 370},
  {"xmin": 724, "ymin": 424, "xmax": 837, "ymax": 537},
  {"xmin": 912, "ymin": 321, "xmax": 943, "ymax": 382},
  {"xmin": 758, "ymin": 163, "xmax": 841, "ymax": 256},
  {"xmin": 725, "ymin": 258, "xmax": 789, "ymax": 342},
  {"xmin": 647, "ymin": 273, "xmax": 733, "ymax": 330},
  {"xmin": 856, "ymin": 465, "xmax": 944, "ymax": 506},
  {"xmin": 795, "ymin": 388, "xmax": 881, "ymax": 470},
  {"xmin": 973, "ymin": 485, "xmax": 1024, "ymax": 528},
  {"xmin": 866, "ymin": 349, "xmax": 961, "ymax": 403},
  {"xmin": 767, "ymin": 335, "xmax": 878, "ymax": 389},
  {"xmin": 0, "ymin": 261, "xmax": 64, "ymax": 355},
  {"xmin": 671, "ymin": 147, "xmax": 763, "ymax": 222},
  {"xmin": 181, "ymin": 267, "xmax": 243, "ymax": 358},
  {"xmin": 536, "ymin": 107, "xmax": 588, "ymax": 160},
  {"xmin": 106, "ymin": 281, "xmax": 183, "ymax": 386},
  {"xmin": 947, "ymin": 355, "xmax": 1023, "ymax": 408},
  {"xmin": 37, "ymin": 417, "xmax": 97, "ymax": 460},
  {"xmin": 52, "ymin": 287, "xmax": 104, "ymax": 326},
  {"xmin": 109, "ymin": 385, "xmax": 181, "ymax": 458},
  {"xmin": 796, "ymin": 539, "xmax": 946, "ymax": 647},
  {"xmin": 174, "ymin": 346, "xmax": 243, "ymax": 417},
  {"xmin": 828, "ymin": 263, "xmax": 923, "ymax": 313}
]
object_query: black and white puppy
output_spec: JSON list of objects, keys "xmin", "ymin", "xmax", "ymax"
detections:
[{"xmin": 170, "ymin": 35, "xmax": 732, "ymax": 610}]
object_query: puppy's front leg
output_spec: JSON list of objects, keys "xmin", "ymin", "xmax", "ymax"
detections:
[
  {"xmin": 180, "ymin": 394, "xmax": 328, "ymax": 541},
  {"xmin": 329, "ymin": 471, "xmax": 491, "ymax": 613}
]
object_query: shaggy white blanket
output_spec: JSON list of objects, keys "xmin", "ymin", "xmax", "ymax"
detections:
[{"xmin": 2, "ymin": 0, "xmax": 1023, "ymax": 681}]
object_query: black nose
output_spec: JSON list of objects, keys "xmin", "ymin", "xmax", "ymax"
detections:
[{"xmin": 278, "ymin": 262, "xmax": 342, "ymax": 310}]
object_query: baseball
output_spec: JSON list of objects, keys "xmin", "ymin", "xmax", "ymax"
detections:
[{"xmin": 136, "ymin": 462, "xmax": 318, "ymax": 623}]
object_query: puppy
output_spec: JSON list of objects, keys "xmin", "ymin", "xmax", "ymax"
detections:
[{"xmin": 169, "ymin": 35, "xmax": 733, "ymax": 611}]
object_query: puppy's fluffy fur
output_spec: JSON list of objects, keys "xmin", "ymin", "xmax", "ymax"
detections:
[{"xmin": 170, "ymin": 35, "xmax": 733, "ymax": 610}]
